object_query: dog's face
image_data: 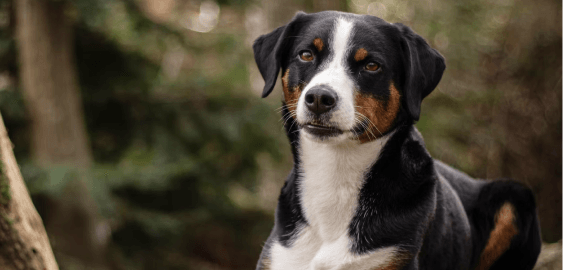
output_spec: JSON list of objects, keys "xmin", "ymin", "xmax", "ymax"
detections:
[{"xmin": 254, "ymin": 11, "xmax": 445, "ymax": 144}]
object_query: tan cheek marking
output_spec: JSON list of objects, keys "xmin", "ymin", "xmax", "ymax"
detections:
[
  {"xmin": 313, "ymin": 38, "xmax": 324, "ymax": 52},
  {"xmin": 476, "ymin": 202, "xmax": 519, "ymax": 270},
  {"xmin": 354, "ymin": 48, "xmax": 368, "ymax": 61},
  {"xmin": 281, "ymin": 69, "xmax": 302, "ymax": 119},
  {"xmin": 355, "ymin": 82, "xmax": 401, "ymax": 143}
]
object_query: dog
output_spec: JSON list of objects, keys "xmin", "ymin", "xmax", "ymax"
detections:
[{"xmin": 252, "ymin": 11, "xmax": 542, "ymax": 270}]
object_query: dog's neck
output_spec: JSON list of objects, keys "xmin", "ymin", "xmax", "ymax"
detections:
[{"xmin": 297, "ymin": 132, "xmax": 394, "ymax": 242}]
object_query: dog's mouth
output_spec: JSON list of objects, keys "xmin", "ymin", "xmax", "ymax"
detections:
[
  {"xmin": 303, "ymin": 123, "xmax": 343, "ymax": 138},
  {"xmin": 302, "ymin": 119, "xmax": 370, "ymax": 139}
]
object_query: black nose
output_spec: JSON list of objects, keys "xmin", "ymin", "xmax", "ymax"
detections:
[{"xmin": 304, "ymin": 86, "xmax": 337, "ymax": 115}]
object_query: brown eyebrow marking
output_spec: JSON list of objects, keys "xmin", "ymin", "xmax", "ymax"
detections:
[
  {"xmin": 476, "ymin": 202, "xmax": 519, "ymax": 270},
  {"xmin": 354, "ymin": 48, "xmax": 368, "ymax": 61},
  {"xmin": 313, "ymin": 38, "xmax": 324, "ymax": 52}
]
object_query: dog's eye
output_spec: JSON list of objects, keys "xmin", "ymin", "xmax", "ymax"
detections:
[
  {"xmin": 364, "ymin": 62, "xmax": 380, "ymax": 71},
  {"xmin": 299, "ymin": 50, "xmax": 314, "ymax": 62}
]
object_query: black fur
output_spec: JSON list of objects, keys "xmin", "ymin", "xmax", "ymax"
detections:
[
  {"xmin": 253, "ymin": 12, "xmax": 313, "ymax": 98},
  {"xmin": 274, "ymin": 105, "xmax": 306, "ymax": 247},
  {"xmin": 396, "ymin": 23, "xmax": 446, "ymax": 121},
  {"xmin": 253, "ymin": 11, "xmax": 541, "ymax": 270}
]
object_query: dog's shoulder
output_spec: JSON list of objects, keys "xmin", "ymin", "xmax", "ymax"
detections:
[{"xmin": 349, "ymin": 125, "xmax": 439, "ymax": 256}]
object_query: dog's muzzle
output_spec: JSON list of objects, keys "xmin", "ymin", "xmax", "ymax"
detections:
[
  {"xmin": 302, "ymin": 86, "xmax": 344, "ymax": 138},
  {"xmin": 304, "ymin": 86, "xmax": 337, "ymax": 116}
]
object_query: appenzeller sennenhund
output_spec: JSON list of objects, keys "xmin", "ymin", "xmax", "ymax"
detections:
[{"xmin": 252, "ymin": 11, "xmax": 542, "ymax": 270}]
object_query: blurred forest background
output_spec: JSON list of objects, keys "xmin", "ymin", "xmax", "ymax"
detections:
[{"xmin": 0, "ymin": 0, "xmax": 559, "ymax": 269}]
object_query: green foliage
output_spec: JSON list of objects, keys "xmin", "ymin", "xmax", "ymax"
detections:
[{"xmin": 0, "ymin": 0, "xmax": 283, "ymax": 268}]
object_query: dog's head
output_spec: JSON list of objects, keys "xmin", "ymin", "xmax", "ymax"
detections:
[{"xmin": 253, "ymin": 11, "xmax": 445, "ymax": 143}]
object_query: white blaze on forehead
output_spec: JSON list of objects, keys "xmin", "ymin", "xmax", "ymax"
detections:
[
  {"xmin": 296, "ymin": 17, "xmax": 356, "ymax": 131},
  {"xmin": 328, "ymin": 18, "xmax": 354, "ymax": 70}
]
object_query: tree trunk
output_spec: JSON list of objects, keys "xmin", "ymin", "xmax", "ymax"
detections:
[
  {"xmin": 15, "ymin": 0, "xmax": 91, "ymax": 167},
  {"xmin": 0, "ymin": 112, "xmax": 58, "ymax": 270},
  {"xmin": 15, "ymin": 0, "xmax": 107, "ymax": 267}
]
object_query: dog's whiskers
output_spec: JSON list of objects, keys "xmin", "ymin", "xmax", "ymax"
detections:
[
  {"xmin": 280, "ymin": 112, "xmax": 296, "ymax": 129},
  {"xmin": 275, "ymin": 103, "xmax": 298, "ymax": 113},
  {"xmin": 355, "ymin": 112, "xmax": 380, "ymax": 140},
  {"xmin": 279, "ymin": 110, "xmax": 292, "ymax": 123},
  {"xmin": 287, "ymin": 112, "xmax": 299, "ymax": 132}
]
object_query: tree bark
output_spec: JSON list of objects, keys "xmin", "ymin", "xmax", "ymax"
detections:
[
  {"xmin": 0, "ymin": 112, "xmax": 58, "ymax": 270},
  {"xmin": 15, "ymin": 0, "xmax": 107, "ymax": 267},
  {"xmin": 15, "ymin": 0, "xmax": 91, "ymax": 168},
  {"xmin": 533, "ymin": 240, "xmax": 562, "ymax": 270}
]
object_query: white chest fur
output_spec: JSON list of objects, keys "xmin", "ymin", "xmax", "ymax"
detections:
[
  {"xmin": 300, "ymin": 135, "xmax": 389, "ymax": 241},
  {"xmin": 269, "ymin": 133, "xmax": 397, "ymax": 270}
]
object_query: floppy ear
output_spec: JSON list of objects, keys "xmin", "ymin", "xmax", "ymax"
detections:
[
  {"xmin": 395, "ymin": 23, "xmax": 446, "ymax": 121},
  {"xmin": 253, "ymin": 12, "xmax": 309, "ymax": 98}
]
